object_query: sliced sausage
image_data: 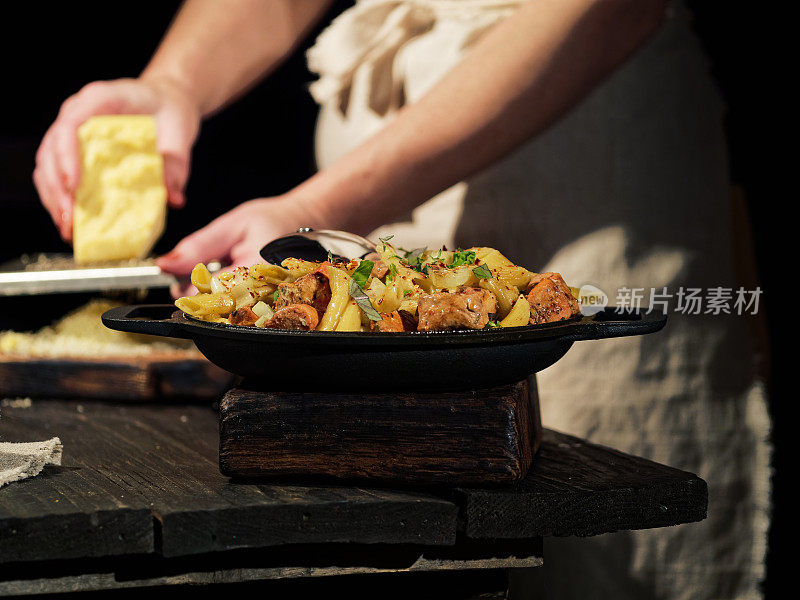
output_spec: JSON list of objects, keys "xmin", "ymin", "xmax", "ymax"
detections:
[
  {"xmin": 276, "ymin": 263, "xmax": 332, "ymax": 318},
  {"xmin": 370, "ymin": 310, "xmax": 405, "ymax": 332},
  {"xmin": 229, "ymin": 306, "xmax": 259, "ymax": 326},
  {"xmin": 267, "ymin": 303, "xmax": 319, "ymax": 330}
]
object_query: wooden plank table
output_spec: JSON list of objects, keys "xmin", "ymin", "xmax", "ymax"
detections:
[{"xmin": 0, "ymin": 399, "xmax": 707, "ymax": 595}]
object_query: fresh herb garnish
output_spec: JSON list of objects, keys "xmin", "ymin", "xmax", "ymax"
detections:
[
  {"xmin": 327, "ymin": 250, "xmax": 334, "ymax": 263},
  {"xmin": 407, "ymin": 249, "xmax": 434, "ymax": 273},
  {"xmin": 348, "ymin": 278, "xmax": 382, "ymax": 321},
  {"xmin": 449, "ymin": 249, "xmax": 476, "ymax": 269},
  {"xmin": 472, "ymin": 264, "xmax": 492, "ymax": 279},
  {"xmin": 273, "ymin": 290, "xmax": 279, "ymax": 304},
  {"xmin": 351, "ymin": 259, "xmax": 374, "ymax": 289},
  {"xmin": 404, "ymin": 247, "xmax": 426, "ymax": 268},
  {"xmin": 348, "ymin": 260, "xmax": 382, "ymax": 321},
  {"xmin": 485, "ymin": 320, "xmax": 501, "ymax": 329},
  {"xmin": 387, "ymin": 263, "xmax": 398, "ymax": 283},
  {"xmin": 379, "ymin": 234, "xmax": 395, "ymax": 251}
]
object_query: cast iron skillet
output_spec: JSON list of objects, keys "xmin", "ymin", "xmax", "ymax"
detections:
[{"xmin": 103, "ymin": 304, "xmax": 666, "ymax": 391}]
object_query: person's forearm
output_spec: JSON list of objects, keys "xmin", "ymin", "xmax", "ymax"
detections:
[
  {"xmin": 142, "ymin": 0, "xmax": 332, "ymax": 116},
  {"xmin": 293, "ymin": 0, "xmax": 665, "ymax": 235}
]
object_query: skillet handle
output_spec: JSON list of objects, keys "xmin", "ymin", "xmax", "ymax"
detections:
[
  {"xmin": 101, "ymin": 304, "xmax": 192, "ymax": 339},
  {"xmin": 563, "ymin": 309, "xmax": 667, "ymax": 342}
]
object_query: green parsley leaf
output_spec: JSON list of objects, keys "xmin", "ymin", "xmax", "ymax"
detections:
[
  {"xmin": 379, "ymin": 234, "xmax": 395, "ymax": 252},
  {"xmin": 273, "ymin": 290, "xmax": 279, "ymax": 304},
  {"xmin": 351, "ymin": 260, "xmax": 374, "ymax": 289},
  {"xmin": 449, "ymin": 250, "xmax": 476, "ymax": 269},
  {"xmin": 485, "ymin": 320, "xmax": 501, "ymax": 329},
  {"xmin": 402, "ymin": 248, "xmax": 432, "ymax": 272},
  {"xmin": 327, "ymin": 250, "xmax": 334, "ymax": 263},
  {"xmin": 472, "ymin": 264, "xmax": 492, "ymax": 279},
  {"xmin": 387, "ymin": 263, "xmax": 398, "ymax": 283},
  {"xmin": 348, "ymin": 279, "xmax": 382, "ymax": 321}
]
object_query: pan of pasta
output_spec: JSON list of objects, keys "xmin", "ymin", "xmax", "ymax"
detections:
[{"xmin": 102, "ymin": 241, "xmax": 665, "ymax": 390}]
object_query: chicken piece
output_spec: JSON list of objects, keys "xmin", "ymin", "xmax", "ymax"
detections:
[
  {"xmin": 370, "ymin": 311, "xmax": 405, "ymax": 332},
  {"xmin": 229, "ymin": 306, "xmax": 259, "ymax": 326},
  {"xmin": 417, "ymin": 287, "xmax": 497, "ymax": 331},
  {"xmin": 371, "ymin": 260, "xmax": 389, "ymax": 280},
  {"xmin": 276, "ymin": 263, "xmax": 332, "ymax": 318},
  {"xmin": 525, "ymin": 272, "xmax": 580, "ymax": 324},
  {"xmin": 267, "ymin": 304, "xmax": 319, "ymax": 330}
]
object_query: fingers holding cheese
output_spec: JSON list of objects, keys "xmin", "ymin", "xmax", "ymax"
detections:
[
  {"xmin": 35, "ymin": 77, "xmax": 202, "ymax": 245},
  {"xmin": 33, "ymin": 131, "xmax": 74, "ymax": 242}
]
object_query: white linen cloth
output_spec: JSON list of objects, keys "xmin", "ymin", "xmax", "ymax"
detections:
[
  {"xmin": 0, "ymin": 438, "xmax": 62, "ymax": 488},
  {"xmin": 308, "ymin": 2, "xmax": 771, "ymax": 599}
]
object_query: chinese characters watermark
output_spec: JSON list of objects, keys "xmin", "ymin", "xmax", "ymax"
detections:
[{"xmin": 575, "ymin": 285, "xmax": 762, "ymax": 316}]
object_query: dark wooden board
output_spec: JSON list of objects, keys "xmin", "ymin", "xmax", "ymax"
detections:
[
  {"xmin": 219, "ymin": 379, "xmax": 541, "ymax": 485},
  {"xmin": 0, "ymin": 400, "xmax": 458, "ymax": 562},
  {"xmin": 0, "ymin": 354, "xmax": 235, "ymax": 401},
  {"xmin": 455, "ymin": 429, "xmax": 708, "ymax": 538},
  {"xmin": 1, "ymin": 400, "xmax": 155, "ymax": 563},
  {"xmin": 0, "ymin": 398, "xmax": 707, "ymax": 566}
]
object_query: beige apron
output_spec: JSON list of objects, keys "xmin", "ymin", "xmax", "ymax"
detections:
[{"xmin": 309, "ymin": 2, "xmax": 770, "ymax": 598}]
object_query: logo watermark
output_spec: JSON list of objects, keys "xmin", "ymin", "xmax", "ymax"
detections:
[
  {"xmin": 575, "ymin": 284, "xmax": 609, "ymax": 316},
  {"xmin": 573, "ymin": 285, "xmax": 763, "ymax": 316}
]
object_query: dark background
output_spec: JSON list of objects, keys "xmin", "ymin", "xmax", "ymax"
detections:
[{"xmin": 0, "ymin": 1, "xmax": 779, "ymax": 595}]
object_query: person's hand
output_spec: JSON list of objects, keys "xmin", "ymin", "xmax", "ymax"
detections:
[
  {"xmin": 156, "ymin": 195, "xmax": 321, "ymax": 296},
  {"xmin": 33, "ymin": 76, "xmax": 201, "ymax": 241}
]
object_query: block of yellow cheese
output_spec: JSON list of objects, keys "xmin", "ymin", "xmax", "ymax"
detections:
[{"xmin": 73, "ymin": 115, "xmax": 167, "ymax": 264}]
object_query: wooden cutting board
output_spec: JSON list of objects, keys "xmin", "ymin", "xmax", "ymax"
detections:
[
  {"xmin": 0, "ymin": 352, "xmax": 235, "ymax": 401},
  {"xmin": 219, "ymin": 378, "xmax": 542, "ymax": 486}
]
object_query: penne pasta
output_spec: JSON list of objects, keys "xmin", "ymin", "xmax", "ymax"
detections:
[
  {"xmin": 335, "ymin": 300, "xmax": 362, "ymax": 331},
  {"xmin": 317, "ymin": 265, "xmax": 350, "ymax": 331},
  {"xmin": 281, "ymin": 258, "xmax": 318, "ymax": 278},
  {"xmin": 500, "ymin": 295, "xmax": 531, "ymax": 327},
  {"xmin": 176, "ymin": 292, "xmax": 235, "ymax": 319},
  {"xmin": 429, "ymin": 264, "xmax": 477, "ymax": 290},
  {"xmin": 249, "ymin": 263, "xmax": 294, "ymax": 285},
  {"xmin": 495, "ymin": 265, "xmax": 535, "ymax": 291},
  {"xmin": 479, "ymin": 277, "xmax": 518, "ymax": 319}
]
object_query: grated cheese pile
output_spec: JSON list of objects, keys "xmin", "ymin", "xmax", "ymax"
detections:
[{"xmin": 0, "ymin": 299, "xmax": 196, "ymax": 358}]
